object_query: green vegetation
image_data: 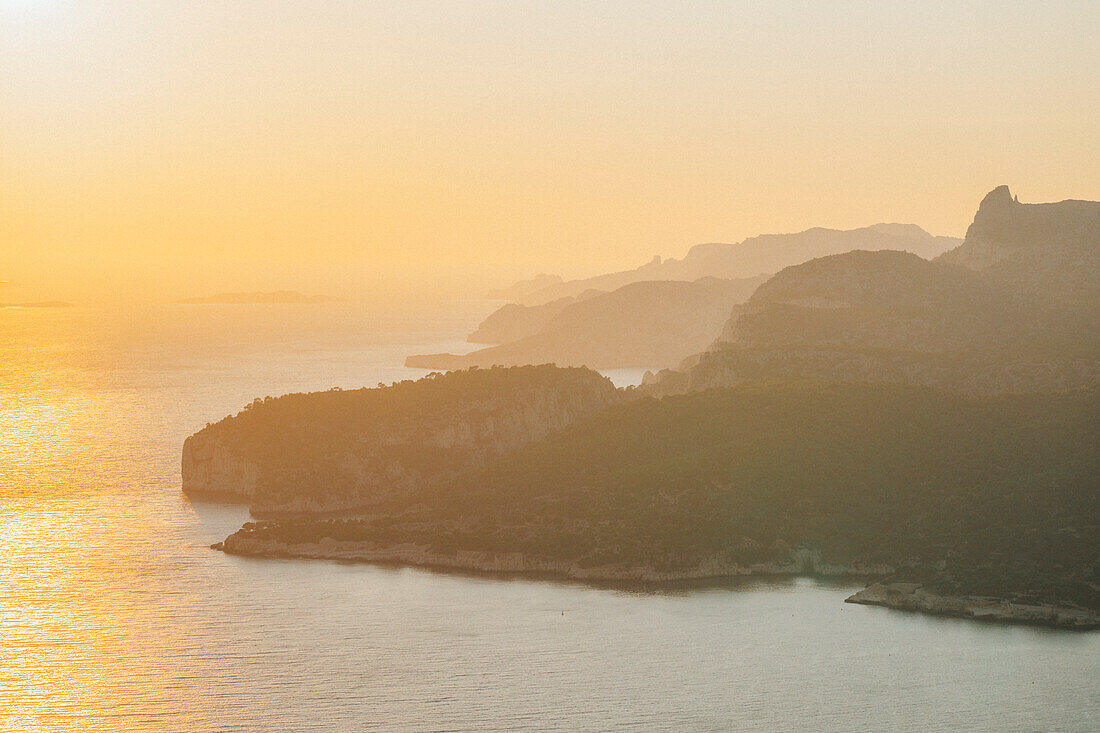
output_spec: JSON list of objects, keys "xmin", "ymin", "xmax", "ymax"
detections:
[
  {"xmin": 233, "ymin": 381, "xmax": 1099, "ymax": 608},
  {"xmin": 188, "ymin": 365, "xmax": 618, "ymax": 509}
]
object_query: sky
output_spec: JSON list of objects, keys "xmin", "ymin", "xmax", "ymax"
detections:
[{"xmin": 2, "ymin": 1, "xmax": 1098, "ymax": 303}]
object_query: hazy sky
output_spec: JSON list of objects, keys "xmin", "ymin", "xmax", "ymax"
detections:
[{"xmin": 2, "ymin": 1, "xmax": 1098, "ymax": 302}]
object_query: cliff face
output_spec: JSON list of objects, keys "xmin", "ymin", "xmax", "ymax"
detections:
[
  {"xmin": 211, "ymin": 383, "xmax": 1100, "ymax": 627},
  {"xmin": 937, "ymin": 185, "xmax": 1100, "ymax": 311},
  {"xmin": 182, "ymin": 433, "xmax": 260, "ymax": 501},
  {"xmin": 645, "ymin": 189, "xmax": 1100, "ymax": 397},
  {"xmin": 407, "ymin": 276, "xmax": 767, "ymax": 371},
  {"xmin": 182, "ymin": 365, "xmax": 622, "ymax": 515}
]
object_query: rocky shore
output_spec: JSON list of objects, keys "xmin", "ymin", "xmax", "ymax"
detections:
[
  {"xmin": 845, "ymin": 582, "xmax": 1100, "ymax": 631},
  {"xmin": 215, "ymin": 533, "xmax": 893, "ymax": 584},
  {"xmin": 214, "ymin": 532, "xmax": 1100, "ymax": 631}
]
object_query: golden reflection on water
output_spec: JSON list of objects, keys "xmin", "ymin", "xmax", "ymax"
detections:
[{"xmin": 2, "ymin": 306, "xmax": 1099, "ymax": 732}]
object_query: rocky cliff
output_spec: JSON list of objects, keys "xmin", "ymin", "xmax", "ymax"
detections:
[
  {"xmin": 209, "ymin": 382, "xmax": 1100, "ymax": 629},
  {"xmin": 644, "ymin": 188, "xmax": 1100, "ymax": 397},
  {"xmin": 938, "ymin": 185, "xmax": 1100, "ymax": 312},
  {"xmin": 182, "ymin": 365, "xmax": 622, "ymax": 515}
]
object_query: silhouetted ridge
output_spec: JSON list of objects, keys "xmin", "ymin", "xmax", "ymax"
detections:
[
  {"xmin": 645, "ymin": 188, "xmax": 1100, "ymax": 397},
  {"xmin": 407, "ymin": 276, "xmax": 767, "ymax": 370}
]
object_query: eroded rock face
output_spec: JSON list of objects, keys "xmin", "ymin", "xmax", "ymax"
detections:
[
  {"xmin": 937, "ymin": 185, "xmax": 1100, "ymax": 310},
  {"xmin": 646, "ymin": 188, "xmax": 1100, "ymax": 398},
  {"xmin": 182, "ymin": 366, "xmax": 622, "ymax": 515},
  {"xmin": 182, "ymin": 433, "xmax": 259, "ymax": 501}
]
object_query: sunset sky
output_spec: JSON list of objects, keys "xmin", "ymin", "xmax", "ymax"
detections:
[{"xmin": 2, "ymin": 1, "xmax": 1098, "ymax": 303}]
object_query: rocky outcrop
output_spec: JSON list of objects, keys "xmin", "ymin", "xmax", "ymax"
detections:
[
  {"xmin": 182, "ymin": 366, "xmax": 622, "ymax": 515},
  {"xmin": 845, "ymin": 582, "xmax": 1100, "ymax": 630},
  {"xmin": 216, "ymin": 532, "xmax": 893, "ymax": 583},
  {"xmin": 182, "ymin": 433, "xmax": 260, "ymax": 502},
  {"xmin": 937, "ymin": 185, "xmax": 1100, "ymax": 311},
  {"xmin": 717, "ymin": 250, "xmax": 1013, "ymax": 353},
  {"xmin": 645, "ymin": 188, "xmax": 1100, "ymax": 398}
]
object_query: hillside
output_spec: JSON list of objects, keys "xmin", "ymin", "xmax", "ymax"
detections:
[
  {"xmin": 645, "ymin": 189, "xmax": 1100, "ymax": 397},
  {"xmin": 406, "ymin": 276, "xmax": 767, "ymax": 370},
  {"xmin": 467, "ymin": 291, "xmax": 602, "ymax": 344},
  {"xmin": 182, "ymin": 365, "xmax": 620, "ymax": 515},
  {"xmin": 216, "ymin": 382, "xmax": 1100, "ymax": 625},
  {"xmin": 937, "ymin": 185, "xmax": 1100, "ymax": 313},
  {"xmin": 518, "ymin": 225, "xmax": 960, "ymax": 305}
]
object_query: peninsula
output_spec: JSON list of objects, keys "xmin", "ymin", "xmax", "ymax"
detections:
[
  {"xmin": 205, "ymin": 376, "xmax": 1099, "ymax": 629},
  {"xmin": 189, "ymin": 188, "xmax": 1100, "ymax": 630}
]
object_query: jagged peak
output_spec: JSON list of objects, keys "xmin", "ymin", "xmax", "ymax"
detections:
[
  {"xmin": 977, "ymin": 185, "xmax": 1015, "ymax": 212},
  {"xmin": 961, "ymin": 185, "xmax": 1020, "ymax": 245}
]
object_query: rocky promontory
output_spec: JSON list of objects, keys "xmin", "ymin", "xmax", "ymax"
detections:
[
  {"xmin": 644, "ymin": 188, "xmax": 1100, "ymax": 398},
  {"xmin": 202, "ymin": 381, "xmax": 1098, "ymax": 630},
  {"xmin": 183, "ymin": 365, "xmax": 622, "ymax": 515},
  {"xmin": 406, "ymin": 276, "xmax": 766, "ymax": 371},
  {"xmin": 846, "ymin": 582, "xmax": 1100, "ymax": 631},
  {"xmin": 216, "ymin": 531, "xmax": 894, "ymax": 583}
]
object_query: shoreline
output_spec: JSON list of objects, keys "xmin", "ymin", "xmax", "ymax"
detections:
[
  {"xmin": 845, "ymin": 582, "xmax": 1100, "ymax": 631},
  {"xmin": 215, "ymin": 534, "xmax": 891, "ymax": 584},
  {"xmin": 216, "ymin": 535, "xmax": 1100, "ymax": 630}
]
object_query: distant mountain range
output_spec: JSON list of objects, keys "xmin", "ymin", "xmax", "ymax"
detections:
[
  {"xmin": 415, "ymin": 223, "xmax": 960, "ymax": 370},
  {"xmin": 189, "ymin": 186, "xmax": 1100, "ymax": 629},
  {"xmin": 645, "ymin": 187, "xmax": 1100, "ymax": 396},
  {"xmin": 407, "ymin": 276, "xmax": 767, "ymax": 370},
  {"xmin": 509, "ymin": 223, "xmax": 960, "ymax": 306},
  {"xmin": 485, "ymin": 273, "xmax": 563, "ymax": 301},
  {"xmin": 174, "ymin": 291, "xmax": 343, "ymax": 305}
]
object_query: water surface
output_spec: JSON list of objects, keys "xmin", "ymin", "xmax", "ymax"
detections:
[{"xmin": 1, "ymin": 303, "xmax": 1096, "ymax": 731}]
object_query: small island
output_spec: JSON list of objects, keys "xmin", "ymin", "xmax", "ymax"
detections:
[
  {"xmin": 0, "ymin": 301, "xmax": 74, "ymax": 308},
  {"xmin": 174, "ymin": 291, "xmax": 343, "ymax": 305}
]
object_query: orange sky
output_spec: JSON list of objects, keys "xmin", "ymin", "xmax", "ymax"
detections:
[{"xmin": 2, "ymin": 1, "xmax": 1098, "ymax": 303}]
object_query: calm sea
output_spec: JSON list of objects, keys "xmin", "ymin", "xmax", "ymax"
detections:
[{"xmin": 1, "ymin": 303, "xmax": 1096, "ymax": 732}]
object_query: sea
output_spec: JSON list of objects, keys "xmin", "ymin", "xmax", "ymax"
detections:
[{"xmin": 1, "ymin": 302, "xmax": 1097, "ymax": 732}]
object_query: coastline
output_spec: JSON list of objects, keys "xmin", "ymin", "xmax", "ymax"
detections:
[
  {"xmin": 215, "ymin": 534, "xmax": 891, "ymax": 584},
  {"xmin": 845, "ymin": 582, "xmax": 1100, "ymax": 631},
  {"xmin": 216, "ymin": 535, "xmax": 1100, "ymax": 630}
]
